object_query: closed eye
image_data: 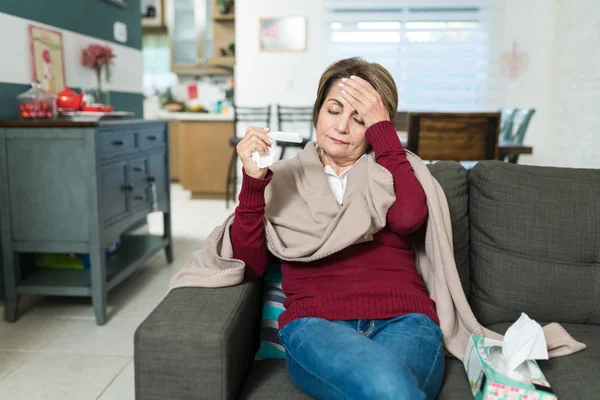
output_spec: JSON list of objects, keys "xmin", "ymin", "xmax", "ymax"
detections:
[
  {"xmin": 328, "ymin": 110, "xmax": 340, "ymax": 115},
  {"xmin": 354, "ymin": 118, "xmax": 365, "ymax": 125}
]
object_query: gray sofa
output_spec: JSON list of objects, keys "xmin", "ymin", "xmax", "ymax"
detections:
[{"xmin": 135, "ymin": 160, "xmax": 600, "ymax": 400}]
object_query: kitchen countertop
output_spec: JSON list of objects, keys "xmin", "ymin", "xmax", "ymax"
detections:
[
  {"xmin": 0, "ymin": 118, "xmax": 159, "ymax": 128},
  {"xmin": 144, "ymin": 112, "xmax": 234, "ymax": 122}
]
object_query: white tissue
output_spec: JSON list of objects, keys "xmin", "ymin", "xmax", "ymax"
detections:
[
  {"xmin": 502, "ymin": 313, "xmax": 549, "ymax": 372},
  {"xmin": 251, "ymin": 132, "xmax": 303, "ymax": 169},
  {"xmin": 251, "ymin": 143, "xmax": 276, "ymax": 168}
]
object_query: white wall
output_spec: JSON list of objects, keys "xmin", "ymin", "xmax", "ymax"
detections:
[
  {"xmin": 234, "ymin": 0, "xmax": 326, "ymax": 109},
  {"xmin": 500, "ymin": 0, "xmax": 557, "ymax": 166},
  {"xmin": 547, "ymin": 0, "xmax": 600, "ymax": 168},
  {"xmin": 0, "ymin": 12, "xmax": 142, "ymax": 94},
  {"xmin": 235, "ymin": 0, "xmax": 600, "ymax": 168}
]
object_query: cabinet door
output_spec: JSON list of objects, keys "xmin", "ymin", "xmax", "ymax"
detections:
[
  {"xmin": 170, "ymin": 0, "xmax": 211, "ymax": 69},
  {"xmin": 101, "ymin": 161, "xmax": 129, "ymax": 225},
  {"xmin": 179, "ymin": 121, "xmax": 232, "ymax": 195},
  {"xmin": 147, "ymin": 152, "xmax": 168, "ymax": 207},
  {"xmin": 169, "ymin": 122, "xmax": 180, "ymax": 181}
]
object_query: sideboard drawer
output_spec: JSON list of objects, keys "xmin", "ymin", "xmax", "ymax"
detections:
[
  {"xmin": 138, "ymin": 128, "xmax": 165, "ymax": 149},
  {"xmin": 99, "ymin": 131, "xmax": 136, "ymax": 158}
]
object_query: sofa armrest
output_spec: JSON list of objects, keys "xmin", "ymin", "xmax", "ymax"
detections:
[{"xmin": 134, "ymin": 282, "xmax": 262, "ymax": 400}]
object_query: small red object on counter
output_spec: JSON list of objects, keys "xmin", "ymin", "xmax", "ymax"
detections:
[
  {"xmin": 17, "ymin": 82, "xmax": 57, "ymax": 120},
  {"xmin": 56, "ymin": 86, "xmax": 85, "ymax": 111}
]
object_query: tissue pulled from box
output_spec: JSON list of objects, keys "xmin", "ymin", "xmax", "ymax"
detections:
[
  {"xmin": 252, "ymin": 144, "xmax": 276, "ymax": 168},
  {"xmin": 502, "ymin": 312, "xmax": 549, "ymax": 373}
]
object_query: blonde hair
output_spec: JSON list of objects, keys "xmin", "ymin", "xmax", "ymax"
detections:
[{"xmin": 312, "ymin": 57, "xmax": 398, "ymax": 126}]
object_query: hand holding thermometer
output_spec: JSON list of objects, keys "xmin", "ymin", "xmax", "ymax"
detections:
[{"xmin": 252, "ymin": 132, "xmax": 303, "ymax": 168}]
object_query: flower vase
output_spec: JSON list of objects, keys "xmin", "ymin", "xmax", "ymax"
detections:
[{"xmin": 95, "ymin": 67, "xmax": 108, "ymax": 105}]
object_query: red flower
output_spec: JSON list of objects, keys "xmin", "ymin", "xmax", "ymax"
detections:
[{"xmin": 80, "ymin": 43, "xmax": 116, "ymax": 69}]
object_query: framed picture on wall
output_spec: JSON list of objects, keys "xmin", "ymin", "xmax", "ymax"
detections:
[
  {"xmin": 259, "ymin": 16, "xmax": 307, "ymax": 52},
  {"xmin": 28, "ymin": 25, "xmax": 66, "ymax": 94}
]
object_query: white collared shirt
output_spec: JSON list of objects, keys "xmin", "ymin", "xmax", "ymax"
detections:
[{"xmin": 323, "ymin": 155, "xmax": 366, "ymax": 205}]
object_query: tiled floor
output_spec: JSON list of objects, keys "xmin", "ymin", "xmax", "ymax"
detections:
[{"xmin": 0, "ymin": 184, "xmax": 234, "ymax": 400}]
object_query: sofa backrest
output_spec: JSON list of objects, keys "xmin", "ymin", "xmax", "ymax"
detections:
[
  {"xmin": 468, "ymin": 161, "xmax": 600, "ymax": 326},
  {"xmin": 428, "ymin": 162, "xmax": 470, "ymax": 297}
]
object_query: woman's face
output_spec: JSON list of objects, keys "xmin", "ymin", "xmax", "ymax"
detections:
[{"xmin": 315, "ymin": 79, "xmax": 369, "ymax": 165}]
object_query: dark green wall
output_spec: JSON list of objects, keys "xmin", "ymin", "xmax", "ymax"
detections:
[{"xmin": 1, "ymin": 0, "xmax": 142, "ymax": 49}]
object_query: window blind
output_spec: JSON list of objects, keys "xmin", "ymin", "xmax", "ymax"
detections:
[{"xmin": 325, "ymin": 0, "xmax": 505, "ymax": 111}]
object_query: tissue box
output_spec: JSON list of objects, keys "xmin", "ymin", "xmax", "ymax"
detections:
[{"xmin": 464, "ymin": 334, "xmax": 557, "ymax": 400}]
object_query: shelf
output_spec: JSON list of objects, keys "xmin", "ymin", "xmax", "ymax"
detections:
[
  {"xmin": 142, "ymin": 23, "xmax": 167, "ymax": 32},
  {"xmin": 209, "ymin": 56, "xmax": 235, "ymax": 67},
  {"xmin": 17, "ymin": 235, "xmax": 169, "ymax": 296},
  {"xmin": 213, "ymin": 14, "xmax": 235, "ymax": 21}
]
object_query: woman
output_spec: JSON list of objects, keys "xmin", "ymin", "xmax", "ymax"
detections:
[{"xmin": 231, "ymin": 57, "xmax": 444, "ymax": 400}]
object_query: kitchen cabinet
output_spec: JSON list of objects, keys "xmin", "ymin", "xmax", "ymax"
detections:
[
  {"xmin": 167, "ymin": 0, "xmax": 235, "ymax": 75},
  {"xmin": 175, "ymin": 120, "xmax": 234, "ymax": 198},
  {"xmin": 142, "ymin": 0, "xmax": 165, "ymax": 28},
  {"xmin": 169, "ymin": 121, "xmax": 181, "ymax": 181},
  {"xmin": 0, "ymin": 120, "xmax": 172, "ymax": 325}
]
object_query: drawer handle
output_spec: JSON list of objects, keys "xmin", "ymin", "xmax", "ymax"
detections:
[
  {"xmin": 120, "ymin": 184, "xmax": 134, "ymax": 191},
  {"xmin": 146, "ymin": 135, "xmax": 157, "ymax": 141},
  {"xmin": 133, "ymin": 166, "xmax": 145, "ymax": 172},
  {"xmin": 111, "ymin": 140, "xmax": 124, "ymax": 146},
  {"xmin": 134, "ymin": 195, "xmax": 145, "ymax": 201},
  {"xmin": 147, "ymin": 176, "xmax": 155, "ymax": 182}
]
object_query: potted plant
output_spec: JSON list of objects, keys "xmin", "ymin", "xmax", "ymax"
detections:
[{"xmin": 216, "ymin": 0, "xmax": 233, "ymax": 14}]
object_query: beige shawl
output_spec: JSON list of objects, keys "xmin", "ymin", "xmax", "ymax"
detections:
[{"xmin": 169, "ymin": 143, "xmax": 586, "ymax": 360}]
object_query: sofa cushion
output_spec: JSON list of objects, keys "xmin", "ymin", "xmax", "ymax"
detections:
[
  {"xmin": 428, "ymin": 161, "xmax": 470, "ymax": 297},
  {"xmin": 469, "ymin": 161, "xmax": 600, "ymax": 326},
  {"xmin": 240, "ymin": 359, "xmax": 309, "ymax": 400},
  {"xmin": 487, "ymin": 322, "xmax": 600, "ymax": 399},
  {"xmin": 241, "ymin": 357, "xmax": 472, "ymax": 399},
  {"xmin": 437, "ymin": 357, "xmax": 472, "ymax": 399}
]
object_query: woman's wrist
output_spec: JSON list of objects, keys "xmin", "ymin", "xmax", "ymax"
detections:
[
  {"xmin": 365, "ymin": 121, "xmax": 404, "ymax": 152},
  {"xmin": 245, "ymin": 168, "xmax": 268, "ymax": 180},
  {"xmin": 239, "ymin": 169, "xmax": 272, "ymax": 208}
]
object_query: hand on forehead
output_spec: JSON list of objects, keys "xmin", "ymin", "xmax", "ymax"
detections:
[{"xmin": 328, "ymin": 80, "xmax": 357, "ymax": 111}]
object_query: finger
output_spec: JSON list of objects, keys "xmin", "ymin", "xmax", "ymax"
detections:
[
  {"xmin": 349, "ymin": 75, "xmax": 376, "ymax": 93},
  {"xmin": 249, "ymin": 136, "xmax": 270, "ymax": 155},
  {"xmin": 338, "ymin": 81, "xmax": 368, "ymax": 106},
  {"xmin": 343, "ymin": 77, "xmax": 378, "ymax": 103},
  {"xmin": 340, "ymin": 86, "xmax": 365, "ymax": 114},
  {"xmin": 242, "ymin": 130, "xmax": 273, "ymax": 148},
  {"xmin": 246, "ymin": 128, "xmax": 273, "ymax": 144},
  {"xmin": 247, "ymin": 143, "xmax": 269, "ymax": 157},
  {"xmin": 244, "ymin": 126, "xmax": 270, "ymax": 138},
  {"xmin": 241, "ymin": 137, "xmax": 270, "ymax": 157},
  {"xmin": 250, "ymin": 132, "xmax": 274, "ymax": 147}
]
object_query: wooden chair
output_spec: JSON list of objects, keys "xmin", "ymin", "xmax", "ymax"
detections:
[
  {"xmin": 276, "ymin": 105, "xmax": 314, "ymax": 160},
  {"xmin": 406, "ymin": 112, "xmax": 500, "ymax": 162},
  {"xmin": 225, "ymin": 105, "xmax": 271, "ymax": 208},
  {"xmin": 499, "ymin": 108, "xmax": 536, "ymax": 164}
]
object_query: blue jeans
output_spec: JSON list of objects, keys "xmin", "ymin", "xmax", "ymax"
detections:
[{"xmin": 279, "ymin": 313, "xmax": 445, "ymax": 400}]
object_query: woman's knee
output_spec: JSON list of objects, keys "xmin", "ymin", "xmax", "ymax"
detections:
[{"xmin": 357, "ymin": 364, "xmax": 425, "ymax": 400}]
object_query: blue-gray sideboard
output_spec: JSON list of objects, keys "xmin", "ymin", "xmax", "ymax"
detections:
[{"xmin": 0, "ymin": 119, "xmax": 172, "ymax": 325}]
